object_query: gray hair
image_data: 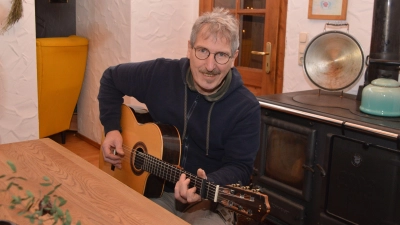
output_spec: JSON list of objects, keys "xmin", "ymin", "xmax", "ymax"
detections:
[{"xmin": 190, "ymin": 7, "xmax": 239, "ymax": 55}]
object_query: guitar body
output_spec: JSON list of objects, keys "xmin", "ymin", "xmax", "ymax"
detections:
[{"xmin": 99, "ymin": 104, "xmax": 181, "ymax": 198}]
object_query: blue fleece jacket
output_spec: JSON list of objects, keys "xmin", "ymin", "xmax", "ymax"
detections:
[{"xmin": 98, "ymin": 58, "xmax": 260, "ymax": 186}]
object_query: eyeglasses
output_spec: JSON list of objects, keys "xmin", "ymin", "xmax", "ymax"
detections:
[{"xmin": 193, "ymin": 47, "xmax": 232, "ymax": 65}]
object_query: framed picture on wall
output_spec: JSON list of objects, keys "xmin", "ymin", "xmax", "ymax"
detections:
[{"xmin": 308, "ymin": 0, "xmax": 348, "ymax": 20}]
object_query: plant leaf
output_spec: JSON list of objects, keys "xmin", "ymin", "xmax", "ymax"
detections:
[
  {"xmin": 40, "ymin": 182, "xmax": 52, "ymax": 187},
  {"xmin": 5, "ymin": 182, "xmax": 23, "ymax": 191},
  {"xmin": 7, "ymin": 160, "xmax": 16, "ymax": 172},
  {"xmin": 46, "ymin": 183, "xmax": 62, "ymax": 196},
  {"xmin": 23, "ymin": 197, "xmax": 35, "ymax": 213},
  {"xmin": 43, "ymin": 176, "xmax": 50, "ymax": 181},
  {"xmin": 65, "ymin": 209, "xmax": 72, "ymax": 223},
  {"xmin": 57, "ymin": 196, "xmax": 67, "ymax": 207},
  {"xmin": 24, "ymin": 214, "xmax": 35, "ymax": 224},
  {"xmin": 56, "ymin": 206, "xmax": 64, "ymax": 218},
  {"xmin": 26, "ymin": 190, "xmax": 34, "ymax": 197},
  {"xmin": 35, "ymin": 209, "xmax": 43, "ymax": 217},
  {"xmin": 7, "ymin": 176, "xmax": 27, "ymax": 181},
  {"xmin": 6, "ymin": 181, "xmax": 15, "ymax": 190},
  {"xmin": 53, "ymin": 213, "xmax": 59, "ymax": 223},
  {"xmin": 53, "ymin": 183, "xmax": 62, "ymax": 190},
  {"xmin": 11, "ymin": 195, "xmax": 22, "ymax": 204}
]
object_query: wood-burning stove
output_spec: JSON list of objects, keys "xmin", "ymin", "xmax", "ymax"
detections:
[
  {"xmin": 254, "ymin": 90, "xmax": 400, "ymax": 225},
  {"xmin": 252, "ymin": 2, "xmax": 400, "ymax": 224}
]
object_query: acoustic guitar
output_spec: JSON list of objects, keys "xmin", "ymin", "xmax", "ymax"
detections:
[{"xmin": 99, "ymin": 104, "xmax": 270, "ymax": 221}]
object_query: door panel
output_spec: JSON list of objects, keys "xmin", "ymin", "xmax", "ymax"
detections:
[
  {"xmin": 214, "ymin": 0, "xmax": 235, "ymax": 9},
  {"xmin": 199, "ymin": 0, "xmax": 287, "ymax": 96},
  {"xmin": 238, "ymin": 15, "xmax": 264, "ymax": 70}
]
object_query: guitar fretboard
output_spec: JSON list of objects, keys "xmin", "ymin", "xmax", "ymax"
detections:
[{"xmin": 135, "ymin": 151, "xmax": 219, "ymax": 201}]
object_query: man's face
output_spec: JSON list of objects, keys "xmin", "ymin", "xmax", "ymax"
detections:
[{"xmin": 187, "ymin": 29, "xmax": 238, "ymax": 95}]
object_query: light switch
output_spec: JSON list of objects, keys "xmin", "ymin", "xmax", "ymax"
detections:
[
  {"xmin": 298, "ymin": 32, "xmax": 308, "ymax": 66},
  {"xmin": 299, "ymin": 32, "xmax": 308, "ymax": 43}
]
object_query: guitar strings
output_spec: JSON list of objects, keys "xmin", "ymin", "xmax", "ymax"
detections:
[
  {"xmin": 114, "ymin": 144, "xmax": 222, "ymax": 199},
  {"xmin": 109, "ymin": 145, "xmax": 260, "ymax": 217}
]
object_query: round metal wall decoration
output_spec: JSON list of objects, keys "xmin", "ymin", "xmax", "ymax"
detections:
[{"xmin": 303, "ymin": 30, "xmax": 364, "ymax": 91}]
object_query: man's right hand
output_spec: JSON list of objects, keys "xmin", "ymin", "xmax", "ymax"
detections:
[{"xmin": 101, "ymin": 130, "xmax": 125, "ymax": 169}]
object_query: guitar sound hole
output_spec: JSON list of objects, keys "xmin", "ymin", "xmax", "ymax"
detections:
[
  {"xmin": 133, "ymin": 148, "xmax": 144, "ymax": 169},
  {"xmin": 130, "ymin": 142, "xmax": 147, "ymax": 176}
]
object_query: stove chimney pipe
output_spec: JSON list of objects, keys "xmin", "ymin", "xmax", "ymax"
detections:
[
  {"xmin": 357, "ymin": 0, "xmax": 400, "ymax": 100},
  {"xmin": 366, "ymin": 0, "xmax": 400, "ymax": 83}
]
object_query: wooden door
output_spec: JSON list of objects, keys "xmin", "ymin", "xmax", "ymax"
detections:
[{"xmin": 199, "ymin": 0, "xmax": 287, "ymax": 96}]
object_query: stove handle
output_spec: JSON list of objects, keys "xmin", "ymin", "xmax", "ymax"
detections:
[
  {"xmin": 315, "ymin": 164, "xmax": 326, "ymax": 177},
  {"xmin": 303, "ymin": 164, "xmax": 326, "ymax": 177},
  {"xmin": 302, "ymin": 164, "xmax": 314, "ymax": 173}
]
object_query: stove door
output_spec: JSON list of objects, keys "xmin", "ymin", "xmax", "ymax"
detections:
[
  {"xmin": 255, "ymin": 115, "xmax": 316, "ymax": 201},
  {"xmin": 326, "ymin": 134, "xmax": 400, "ymax": 225},
  {"xmin": 253, "ymin": 115, "xmax": 317, "ymax": 224}
]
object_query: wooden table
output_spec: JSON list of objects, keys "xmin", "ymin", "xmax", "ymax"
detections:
[{"xmin": 0, "ymin": 138, "xmax": 189, "ymax": 225}]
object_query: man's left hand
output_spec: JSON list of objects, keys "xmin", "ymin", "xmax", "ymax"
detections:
[{"xmin": 174, "ymin": 168, "xmax": 207, "ymax": 203}]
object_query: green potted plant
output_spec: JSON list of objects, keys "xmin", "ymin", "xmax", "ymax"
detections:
[{"xmin": 0, "ymin": 161, "xmax": 80, "ymax": 225}]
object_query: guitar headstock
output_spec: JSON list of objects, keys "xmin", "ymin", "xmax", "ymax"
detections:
[{"xmin": 218, "ymin": 184, "xmax": 270, "ymax": 222}]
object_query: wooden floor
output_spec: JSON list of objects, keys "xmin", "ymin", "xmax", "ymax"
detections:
[{"xmin": 49, "ymin": 131, "xmax": 100, "ymax": 168}]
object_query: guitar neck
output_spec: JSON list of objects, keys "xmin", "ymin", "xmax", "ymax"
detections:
[{"xmin": 136, "ymin": 151, "xmax": 219, "ymax": 201}]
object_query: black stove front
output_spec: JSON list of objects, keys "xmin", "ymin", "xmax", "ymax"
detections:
[{"xmin": 255, "ymin": 90, "xmax": 400, "ymax": 225}]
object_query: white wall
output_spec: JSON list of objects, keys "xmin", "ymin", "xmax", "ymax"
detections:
[
  {"xmin": 283, "ymin": 0, "xmax": 374, "ymax": 95},
  {"xmin": 0, "ymin": 0, "xmax": 37, "ymax": 144},
  {"xmin": 76, "ymin": 0, "xmax": 131, "ymax": 145},
  {"xmin": 130, "ymin": 0, "xmax": 199, "ymax": 62},
  {"xmin": 76, "ymin": 0, "xmax": 199, "ymax": 144},
  {"xmin": 0, "ymin": 0, "xmax": 376, "ymax": 144}
]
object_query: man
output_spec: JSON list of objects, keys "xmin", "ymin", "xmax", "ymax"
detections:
[{"xmin": 98, "ymin": 7, "xmax": 260, "ymax": 225}]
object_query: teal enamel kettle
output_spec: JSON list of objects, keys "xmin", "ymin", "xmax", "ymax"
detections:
[{"xmin": 360, "ymin": 78, "xmax": 400, "ymax": 117}]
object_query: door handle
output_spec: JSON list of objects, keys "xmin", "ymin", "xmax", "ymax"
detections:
[
  {"xmin": 250, "ymin": 42, "xmax": 271, "ymax": 74},
  {"xmin": 250, "ymin": 51, "xmax": 269, "ymax": 56}
]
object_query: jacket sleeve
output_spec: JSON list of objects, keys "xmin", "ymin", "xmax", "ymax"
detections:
[
  {"xmin": 97, "ymin": 60, "xmax": 156, "ymax": 134},
  {"xmin": 206, "ymin": 101, "xmax": 261, "ymax": 186}
]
